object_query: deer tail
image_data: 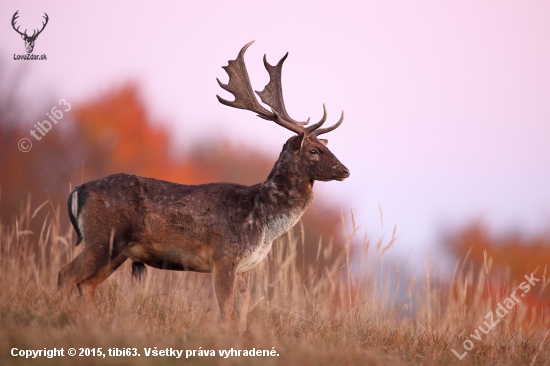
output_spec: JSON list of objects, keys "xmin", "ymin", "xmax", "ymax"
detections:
[{"xmin": 67, "ymin": 188, "xmax": 84, "ymax": 246}]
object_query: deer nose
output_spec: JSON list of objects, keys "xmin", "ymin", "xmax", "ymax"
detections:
[
  {"xmin": 336, "ymin": 165, "xmax": 350, "ymax": 178},
  {"xmin": 341, "ymin": 167, "xmax": 350, "ymax": 178}
]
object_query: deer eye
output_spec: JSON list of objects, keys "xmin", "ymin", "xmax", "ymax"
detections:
[{"xmin": 309, "ymin": 149, "xmax": 318, "ymax": 155}]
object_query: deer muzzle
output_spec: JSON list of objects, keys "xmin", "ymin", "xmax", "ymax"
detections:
[{"xmin": 333, "ymin": 164, "xmax": 350, "ymax": 181}]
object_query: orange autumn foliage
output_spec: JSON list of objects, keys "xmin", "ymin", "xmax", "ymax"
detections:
[
  {"xmin": 72, "ymin": 83, "xmax": 206, "ymax": 185},
  {"xmin": 445, "ymin": 222, "xmax": 550, "ymax": 325}
]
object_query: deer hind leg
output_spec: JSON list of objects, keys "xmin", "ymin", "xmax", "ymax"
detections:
[
  {"xmin": 234, "ymin": 270, "xmax": 250, "ymax": 333},
  {"xmin": 58, "ymin": 239, "xmax": 125, "ymax": 305},
  {"xmin": 212, "ymin": 259, "xmax": 238, "ymax": 328},
  {"xmin": 77, "ymin": 254, "xmax": 128, "ymax": 307},
  {"xmin": 58, "ymin": 245, "xmax": 98, "ymax": 301}
]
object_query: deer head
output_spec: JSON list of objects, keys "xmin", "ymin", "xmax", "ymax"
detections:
[
  {"xmin": 217, "ymin": 41, "xmax": 350, "ymax": 183},
  {"xmin": 12, "ymin": 11, "xmax": 49, "ymax": 54}
]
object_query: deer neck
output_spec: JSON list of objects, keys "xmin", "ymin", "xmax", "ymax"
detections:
[{"xmin": 263, "ymin": 152, "xmax": 314, "ymax": 215}]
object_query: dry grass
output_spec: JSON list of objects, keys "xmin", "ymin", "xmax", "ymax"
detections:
[{"xmin": 1, "ymin": 200, "xmax": 550, "ymax": 365}]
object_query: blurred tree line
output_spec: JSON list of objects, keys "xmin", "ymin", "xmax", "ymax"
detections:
[
  {"xmin": 444, "ymin": 222, "xmax": 550, "ymax": 322},
  {"xmin": 0, "ymin": 76, "xmax": 344, "ymax": 275},
  {"xmin": 446, "ymin": 223, "xmax": 550, "ymax": 285}
]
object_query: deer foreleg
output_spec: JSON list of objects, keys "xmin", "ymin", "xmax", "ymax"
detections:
[
  {"xmin": 234, "ymin": 270, "xmax": 250, "ymax": 333},
  {"xmin": 212, "ymin": 259, "xmax": 238, "ymax": 328}
]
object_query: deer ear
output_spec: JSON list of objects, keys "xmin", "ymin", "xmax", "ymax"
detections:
[
  {"xmin": 319, "ymin": 139, "xmax": 328, "ymax": 146},
  {"xmin": 21, "ymin": 34, "xmax": 26, "ymax": 40},
  {"xmin": 287, "ymin": 133, "xmax": 304, "ymax": 153}
]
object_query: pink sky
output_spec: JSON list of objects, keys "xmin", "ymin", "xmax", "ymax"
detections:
[{"xmin": 3, "ymin": 1, "xmax": 550, "ymax": 259}]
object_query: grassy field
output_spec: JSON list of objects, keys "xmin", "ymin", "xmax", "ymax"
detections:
[{"xmin": 1, "ymin": 201, "xmax": 550, "ymax": 366}]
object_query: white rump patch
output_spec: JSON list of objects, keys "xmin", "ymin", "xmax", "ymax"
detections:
[
  {"xmin": 70, "ymin": 190, "xmax": 79, "ymax": 219},
  {"xmin": 78, "ymin": 216, "xmax": 85, "ymax": 245}
]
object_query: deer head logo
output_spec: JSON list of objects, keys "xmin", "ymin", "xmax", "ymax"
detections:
[{"xmin": 12, "ymin": 11, "xmax": 49, "ymax": 54}]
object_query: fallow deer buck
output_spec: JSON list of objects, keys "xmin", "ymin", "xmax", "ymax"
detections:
[{"xmin": 58, "ymin": 41, "xmax": 349, "ymax": 330}]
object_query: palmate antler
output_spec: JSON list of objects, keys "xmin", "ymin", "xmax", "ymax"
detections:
[{"xmin": 217, "ymin": 41, "xmax": 344, "ymax": 137}]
